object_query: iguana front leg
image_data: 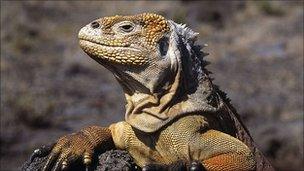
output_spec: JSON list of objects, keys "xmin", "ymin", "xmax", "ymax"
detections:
[
  {"xmin": 190, "ymin": 130, "xmax": 256, "ymax": 171},
  {"xmin": 141, "ymin": 130, "xmax": 256, "ymax": 171},
  {"xmin": 42, "ymin": 126, "xmax": 115, "ymax": 171}
]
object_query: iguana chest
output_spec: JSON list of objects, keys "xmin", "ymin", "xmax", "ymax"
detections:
[{"xmin": 111, "ymin": 115, "xmax": 209, "ymax": 167}]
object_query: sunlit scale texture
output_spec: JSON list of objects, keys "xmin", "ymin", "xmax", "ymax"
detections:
[
  {"xmin": 140, "ymin": 13, "xmax": 170, "ymax": 45},
  {"xmin": 79, "ymin": 41, "xmax": 147, "ymax": 66},
  {"xmin": 79, "ymin": 13, "xmax": 170, "ymax": 66}
]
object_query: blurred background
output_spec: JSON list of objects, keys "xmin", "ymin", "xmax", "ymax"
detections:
[{"xmin": 0, "ymin": 1, "xmax": 303, "ymax": 170}]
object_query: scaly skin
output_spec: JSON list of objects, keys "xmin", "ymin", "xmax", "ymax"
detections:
[
  {"xmin": 110, "ymin": 115, "xmax": 255, "ymax": 170},
  {"xmin": 42, "ymin": 13, "xmax": 274, "ymax": 171}
]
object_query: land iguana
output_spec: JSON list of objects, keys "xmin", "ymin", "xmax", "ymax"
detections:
[{"xmin": 37, "ymin": 13, "xmax": 273, "ymax": 171}]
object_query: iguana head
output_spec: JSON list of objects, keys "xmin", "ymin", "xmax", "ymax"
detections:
[
  {"xmin": 79, "ymin": 13, "xmax": 170, "ymax": 66},
  {"xmin": 79, "ymin": 13, "xmax": 222, "ymax": 132}
]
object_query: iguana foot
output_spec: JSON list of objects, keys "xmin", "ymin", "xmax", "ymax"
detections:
[
  {"xmin": 41, "ymin": 126, "xmax": 114, "ymax": 171},
  {"xmin": 42, "ymin": 132, "xmax": 95, "ymax": 171}
]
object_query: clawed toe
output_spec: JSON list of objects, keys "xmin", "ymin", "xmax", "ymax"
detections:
[
  {"xmin": 142, "ymin": 163, "xmax": 167, "ymax": 171},
  {"xmin": 83, "ymin": 152, "xmax": 92, "ymax": 166},
  {"xmin": 189, "ymin": 160, "xmax": 205, "ymax": 171},
  {"xmin": 61, "ymin": 160, "xmax": 68, "ymax": 170},
  {"xmin": 42, "ymin": 148, "xmax": 94, "ymax": 171},
  {"xmin": 30, "ymin": 143, "xmax": 55, "ymax": 162},
  {"xmin": 42, "ymin": 151, "xmax": 60, "ymax": 171}
]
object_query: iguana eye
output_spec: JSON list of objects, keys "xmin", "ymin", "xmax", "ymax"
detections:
[{"xmin": 119, "ymin": 23, "xmax": 134, "ymax": 33}]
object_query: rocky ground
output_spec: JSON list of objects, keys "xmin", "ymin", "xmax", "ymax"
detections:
[
  {"xmin": 1, "ymin": 1, "xmax": 303, "ymax": 170},
  {"xmin": 22, "ymin": 149, "xmax": 139, "ymax": 171}
]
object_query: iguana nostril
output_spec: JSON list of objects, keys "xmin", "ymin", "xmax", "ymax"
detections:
[{"xmin": 91, "ymin": 21, "xmax": 100, "ymax": 29}]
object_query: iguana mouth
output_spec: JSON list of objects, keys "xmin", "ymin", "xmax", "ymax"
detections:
[{"xmin": 79, "ymin": 39, "xmax": 140, "ymax": 51}]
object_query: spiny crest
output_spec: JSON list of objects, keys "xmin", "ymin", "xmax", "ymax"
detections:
[
  {"xmin": 172, "ymin": 22, "xmax": 199, "ymax": 43},
  {"xmin": 169, "ymin": 20, "xmax": 211, "ymax": 83},
  {"xmin": 170, "ymin": 21, "xmax": 209, "ymax": 61}
]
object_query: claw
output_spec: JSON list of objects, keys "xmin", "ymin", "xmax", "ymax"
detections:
[
  {"xmin": 83, "ymin": 152, "xmax": 93, "ymax": 171},
  {"xmin": 30, "ymin": 149, "xmax": 41, "ymax": 162},
  {"xmin": 30, "ymin": 143, "xmax": 55, "ymax": 162},
  {"xmin": 61, "ymin": 160, "xmax": 68, "ymax": 170},
  {"xmin": 53, "ymin": 157, "xmax": 63, "ymax": 171},
  {"xmin": 42, "ymin": 152, "xmax": 60, "ymax": 171},
  {"xmin": 189, "ymin": 160, "xmax": 205, "ymax": 171},
  {"xmin": 83, "ymin": 152, "xmax": 92, "ymax": 165}
]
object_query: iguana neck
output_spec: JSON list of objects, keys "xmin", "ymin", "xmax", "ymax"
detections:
[
  {"xmin": 121, "ymin": 26, "xmax": 224, "ymax": 132},
  {"xmin": 123, "ymin": 76, "xmax": 224, "ymax": 133}
]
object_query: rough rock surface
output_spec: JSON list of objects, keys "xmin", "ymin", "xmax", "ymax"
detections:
[{"xmin": 22, "ymin": 149, "xmax": 139, "ymax": 171}]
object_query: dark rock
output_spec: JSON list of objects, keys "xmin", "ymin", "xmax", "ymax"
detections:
[
  {"xmin": 22, "ymin": 149, "xmax": 139, "ymax": 171},
  {"xmin": 96, "ymin": 150, "xmax": 139, "ymax": 171},
  {"xmin": 22, "ymin": 155, "xmax": 48, "ymax": 171}
]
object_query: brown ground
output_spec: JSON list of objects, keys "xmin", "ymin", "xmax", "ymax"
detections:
[{"xmin": 1, "ymin": 1, "xmax": 303, "ymax": 171}]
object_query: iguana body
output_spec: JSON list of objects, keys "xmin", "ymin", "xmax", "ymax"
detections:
[
  {"xmin": 111, "ymin": 115, "xmax": 255, "ymax": 170},
  {"xmin": 42, "ymin": 13, "xmax": 273, "ymax": 171}
]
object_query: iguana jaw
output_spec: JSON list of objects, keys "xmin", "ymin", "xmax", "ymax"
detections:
[{"xmin": 79, "ymin": 32, "xmax": 148, "ymax": 66}]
